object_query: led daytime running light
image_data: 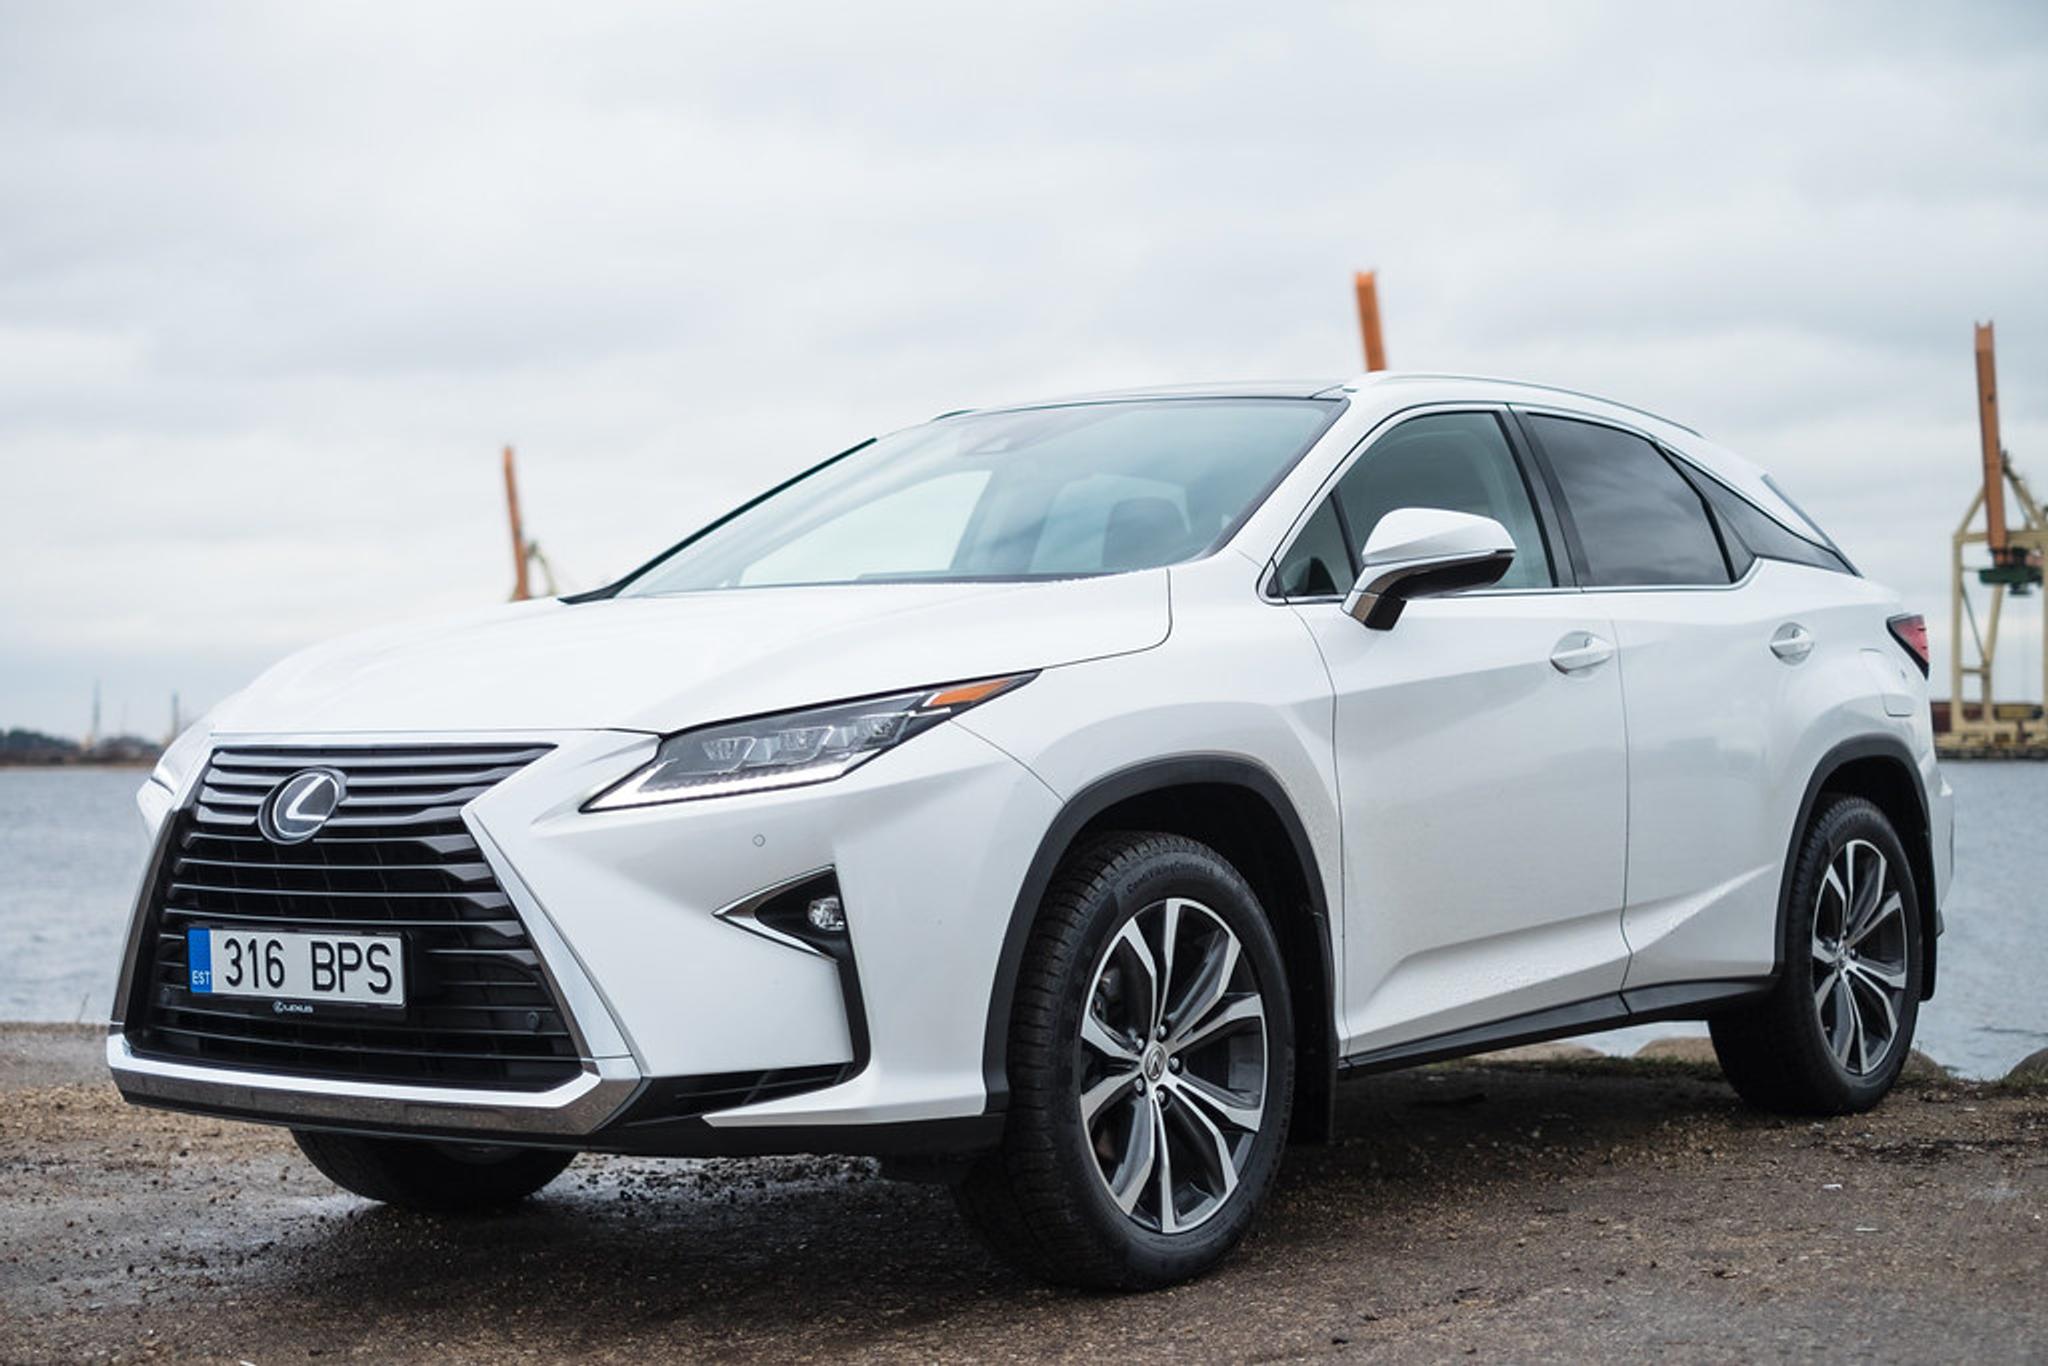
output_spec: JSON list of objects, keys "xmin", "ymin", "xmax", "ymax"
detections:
[{"xmin": 587, "ymin": 674, "xmax": 1032, "ymax": 810}]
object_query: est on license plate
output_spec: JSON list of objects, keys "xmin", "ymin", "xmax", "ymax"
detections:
[{"xmin": 187, "ymin": 928, "xmax": 405, "ymax": 1007}]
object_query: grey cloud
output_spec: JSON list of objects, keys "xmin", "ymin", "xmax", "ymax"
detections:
[{"xmin": 3, "ymin": 0, "xmax": 2046, "ymax": 733}]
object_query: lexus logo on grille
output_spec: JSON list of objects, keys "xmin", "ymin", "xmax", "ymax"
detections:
[{"xmin": 258, "ymin": 768, "xmax": 346, "ymax": 844}]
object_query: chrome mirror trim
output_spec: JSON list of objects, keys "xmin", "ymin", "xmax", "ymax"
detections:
[
  {"xmin": 1342, "ymin": 548, "xmax": 1516, "ymax": 629},
  {"xmin": 1342, "ymin": 508, "xmax": 1518, "ymax": 630}
]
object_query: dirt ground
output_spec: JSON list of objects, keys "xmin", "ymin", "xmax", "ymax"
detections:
[{"xmin": 3, "ymin": 1024, "xmax": 2042, "ymax": 1363}]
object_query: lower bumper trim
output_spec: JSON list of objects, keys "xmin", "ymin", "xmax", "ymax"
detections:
[
  {"xmin": 109, "ymin": 1030, "xmax": 1003, "ymax": 1160},
  {"xmin": 107, "ymin": 1031, "xmax": 640, "ymax": 1138}
]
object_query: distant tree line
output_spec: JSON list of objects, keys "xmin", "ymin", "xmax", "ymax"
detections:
[{"xmin": 0, "ymin": 728, "xmax": 163, "ymax": 766}]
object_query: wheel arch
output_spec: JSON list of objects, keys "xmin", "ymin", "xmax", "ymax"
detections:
[
  {"xmin": 980, "ymin": 755, "xmax": 1338, "ymax": 1143},
  {"xmin": 1781, "ymin": 735, "xmax": 1939, "ymax": 1000}
]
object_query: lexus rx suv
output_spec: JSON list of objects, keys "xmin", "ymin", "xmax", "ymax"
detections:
[{"xmin": 111, "ymin": 373, "xmax": 1952, "ymax": 1289}]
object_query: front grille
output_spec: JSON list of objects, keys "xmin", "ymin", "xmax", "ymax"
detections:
[{"xmin": 126, "ymin": 743, "xmax": 583, "ymax": 1091}]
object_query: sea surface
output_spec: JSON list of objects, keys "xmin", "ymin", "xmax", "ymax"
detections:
[{"xmin": 0, "ymin": 763, "xmax": 2041, "ymax": 1077}]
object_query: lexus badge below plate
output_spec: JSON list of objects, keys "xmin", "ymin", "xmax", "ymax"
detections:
[{"xmin": 187, "ymin": 928, "xmax": 404, "ymax": 1006}]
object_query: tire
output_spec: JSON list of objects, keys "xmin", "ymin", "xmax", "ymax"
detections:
[
  {"xmin": 292, "ymin": 1130, "xmax": 574, "ymax": 1212},
  {"xmin": 1710, "ymin": 794, "xmax": 1923, "ymax": 1116},
  {"xmin": 954, "ymin": 831, "xmax": 1295, "ymax": 1290}
]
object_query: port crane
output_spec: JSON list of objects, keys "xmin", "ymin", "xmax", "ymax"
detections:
[
  {"xmin": 1947, "ymin": 323, "xmax": 2047, "ymax": 753},
  {"xmin": 1353, "ymin": 269, "xmax": 1388, "ymax": 372},
  {"xmin": 501, "ymin": 445, "xmax": 560, "ymax": 601}
]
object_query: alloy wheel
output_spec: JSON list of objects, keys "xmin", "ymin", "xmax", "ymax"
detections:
[
  {"xmin": 1076, "ymin": 896, "xmax": 1268, "ymax": 1234},
  {"xmin": 1811, "ymin": 838, "xmax": 1910, "ymax": 1076}
]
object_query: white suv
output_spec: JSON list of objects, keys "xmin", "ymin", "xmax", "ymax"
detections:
[{"xmin": 111, "ymin": 373, "xmax": 1952, "ymax": 1289}]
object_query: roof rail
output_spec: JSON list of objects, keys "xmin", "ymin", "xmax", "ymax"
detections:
[{"xmin": 1346, "ymin": 371, "xmax": 1702, "ymax": 438}]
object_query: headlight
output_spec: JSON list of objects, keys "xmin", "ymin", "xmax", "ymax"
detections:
[{"xmin": 585, "ymin": 674, "xmax": 1033, "ymax": 810}]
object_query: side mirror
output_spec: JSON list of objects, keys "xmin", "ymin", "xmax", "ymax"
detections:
[{"xmin": 1342, "ymin": 508, "xmax": 1516, "ymax": 630}]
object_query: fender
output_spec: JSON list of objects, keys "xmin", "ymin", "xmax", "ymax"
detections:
[
  {"xmin": 1777, "ymin": 733, "xmax": 1938, "ymax": 998},
  {"xmin": 978, "ymin": 754, "xmax": 1337, "ymax": 1138}
]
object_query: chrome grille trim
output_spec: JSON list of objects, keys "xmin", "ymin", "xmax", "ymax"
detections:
[{"xmin": 201, "ymin": 746, "xmax": 555, "ymax": 770}]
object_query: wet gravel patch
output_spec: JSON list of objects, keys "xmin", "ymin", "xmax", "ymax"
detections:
[{"xmin": 4, "ymin": 1028, "xmax": 2043, "ymax": 1362}]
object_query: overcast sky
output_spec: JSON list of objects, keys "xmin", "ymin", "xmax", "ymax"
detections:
[{"xmin": 3, "ymin": 2, "xmax": 2045, "ymax": 739}]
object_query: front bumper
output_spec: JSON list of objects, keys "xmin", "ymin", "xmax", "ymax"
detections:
[
  {"xmin": 108, "ymin": 1032, "xmax": 641, "ymax": 1136},
  {"xmin": 109, "ymin": 723, "xmax": 1057, "ymax": 1155}
]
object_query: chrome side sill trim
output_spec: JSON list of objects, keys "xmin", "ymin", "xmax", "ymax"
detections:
[{"xmin": 108, "ymin": 1032, "xmax": 640, "ymax": 1137}]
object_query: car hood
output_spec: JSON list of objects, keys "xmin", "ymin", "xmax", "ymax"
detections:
[{"xmin": 209, "ymin": 573, "xmax": 1171, "ymax": 736}]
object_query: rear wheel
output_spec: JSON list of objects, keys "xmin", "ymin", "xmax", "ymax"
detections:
[
  {"xmin": 954, "ymin": 832, "xmax": 1294, "ymax": 1290},
  {"xmin": 1710, "ymin": 795, "xmax": 1922, "ymax": 1115},
  {"xmin": 292, "ymin": 1130, "xmax": 574, "ymax": 1212}
]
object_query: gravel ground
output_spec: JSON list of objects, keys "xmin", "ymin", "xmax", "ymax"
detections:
[{"xmin": 3, "ymin": 1024, "xmax": 2043, "ymax": 1363}]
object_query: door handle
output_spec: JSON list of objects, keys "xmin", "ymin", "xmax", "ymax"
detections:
[
  {"xmin": 1550, "ymin": 632, "xmax": 1615, "ymax": 674},
  {"xmin": 1771, "ymin": 623, "xmax": 1815, "ymax": 664}
]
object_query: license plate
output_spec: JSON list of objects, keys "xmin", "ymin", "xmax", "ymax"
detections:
[{"xmin": 186, "ymin": 928, "xmax": 405, "ymax": 1007}]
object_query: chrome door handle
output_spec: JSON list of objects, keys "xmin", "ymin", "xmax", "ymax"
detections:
[
  {"xmin": 1771, "ymin": 623, "xmax": 1815, "ymax": 664},
  {"xmin": 1550, "ymin": 632, "xmax": 1615, "ymax": 674}
]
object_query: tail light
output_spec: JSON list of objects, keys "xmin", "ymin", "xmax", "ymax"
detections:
[{"xmin": 1887, "ymin": 613, "xmax": 1930, "ymax": 677}]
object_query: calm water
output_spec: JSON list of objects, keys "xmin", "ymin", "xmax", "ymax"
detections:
[
  {"xmin": 0, "ymin": 764, "xmax": 2041, "ymax": 1076},
  {"xmin": 0, "ymin": 769, "xmax": 152, "ymax": 1024}
]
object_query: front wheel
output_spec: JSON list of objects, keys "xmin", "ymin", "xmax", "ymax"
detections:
[
  {"xmin": 292, "ymin": 1130, "xmax": 574, "ymax": 1212},
  {"xmin": 955, "ymin": 832, "xmax": 1295, "ymax": 1290},
  {"xmin": 1710, "ymin": 794, "xmax": 1923, "ymax": 1115}
]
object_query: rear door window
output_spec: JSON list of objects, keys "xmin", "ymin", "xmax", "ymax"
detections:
[{"xmin": 1523, "ymin": 415, "xmax": 1732, "ymax": 587}]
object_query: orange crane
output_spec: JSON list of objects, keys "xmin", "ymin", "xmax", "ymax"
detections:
[
  {"xmin": 502, "ymin": 445, "xmax": 560, "ymax": 601},
  {"xmin": 1946, "ymin": 323, "xmax": 2047, "ymax": 752},
  {"xmin": 1353, "ymin": 270, "xmax": 1388, "ymax": 372}
]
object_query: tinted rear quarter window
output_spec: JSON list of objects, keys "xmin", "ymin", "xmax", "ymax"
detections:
[
  {"xmin": 1526, "ymin": 415, "xmax": 1731, "ymax": 587},
  {"xmin": 1692, "ymin": 471, "xmax": 1853, "ymax": 575}
]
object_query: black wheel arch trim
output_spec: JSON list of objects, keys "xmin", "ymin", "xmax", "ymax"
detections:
[
  {"xmin": 1780, "ymin": 733, "xmax": 1939, "ymax": 1000},
  {"xmin": 978, "ymin": 754, "xmax": 1338, "ymax": 1140}
]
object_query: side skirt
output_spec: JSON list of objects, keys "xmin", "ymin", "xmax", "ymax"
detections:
[{"xmin": 1335, "ymin": 979, "xmax": 1772, "ymax": 1077}]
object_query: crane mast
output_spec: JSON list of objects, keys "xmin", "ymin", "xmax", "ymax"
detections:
[
  {"xmin": 502, "ymin": 445, "xmax": 560, "ymax": 602},
  {"xmin": 1946, "ymin": 322, "xmax": 2047, "ymax": 754}
]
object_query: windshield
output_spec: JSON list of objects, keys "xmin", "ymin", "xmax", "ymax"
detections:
[{"xmin": 616, "ymin": 397, "xmax": 1343, "ymax": 595}]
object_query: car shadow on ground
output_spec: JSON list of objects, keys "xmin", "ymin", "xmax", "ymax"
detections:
[{"xmin": 245, "ymin": 1061, "xmax": 1764, "ymax": 1345}]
